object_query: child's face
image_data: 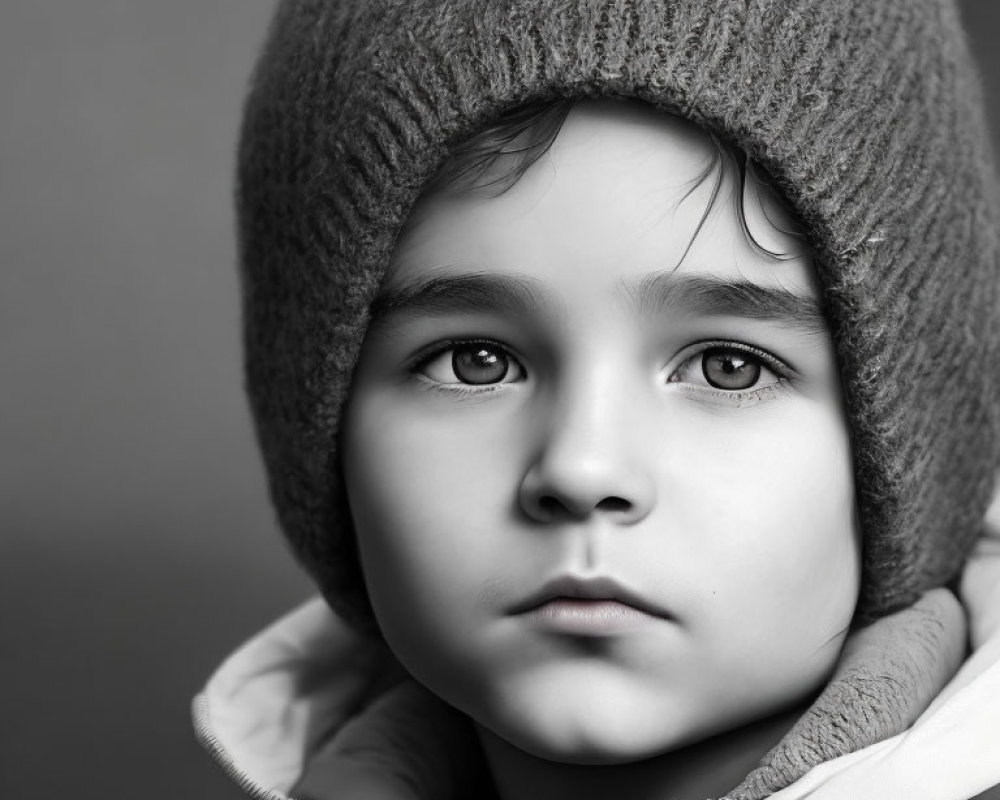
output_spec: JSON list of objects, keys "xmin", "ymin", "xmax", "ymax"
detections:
[{"xmin": 343, "ymin": 101, "xmax": 859, "ymax": 763}]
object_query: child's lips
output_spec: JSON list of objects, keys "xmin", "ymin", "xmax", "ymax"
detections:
[
  {"xmin": 525, "ymin": 598, "xmax": 662, "ymax": 635},
  {"xmin": 508, "ymin": 574, "xmax": 674, "ymax": 635}
]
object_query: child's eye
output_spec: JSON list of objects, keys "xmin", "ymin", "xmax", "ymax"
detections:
[
  {"xmin": 668, "ymin": 344, "xmax": 784, "ymax": 391},
  {"xmin": 415, "ymin": 341, "xmax": 526, "ymax": 386}
]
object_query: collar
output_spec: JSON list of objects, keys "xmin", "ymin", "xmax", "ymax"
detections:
[{"xmin": 192, "ymin": 598, "xmax": 399, "ymax": 799}]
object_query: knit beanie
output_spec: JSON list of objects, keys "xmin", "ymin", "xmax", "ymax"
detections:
[{"xmin": 237, "ymin": 0, "xmax": 1000, "ymax": 795}]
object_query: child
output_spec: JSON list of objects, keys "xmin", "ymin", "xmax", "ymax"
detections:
[{"xmin": 194, "ymin": 0, "xmax": 1000, "ymax": 797}]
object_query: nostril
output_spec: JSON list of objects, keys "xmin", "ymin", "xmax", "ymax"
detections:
[
  {"xmin": 537, "ymin": 495, "xmax": 567, "ymax": 518},
  {"xmin": 596, "ymin": 496, "xmax": 632, "ymax": 513},
  {"xmin": 533, "ymin": 494, "xmax": 633, "ymax": 520}
]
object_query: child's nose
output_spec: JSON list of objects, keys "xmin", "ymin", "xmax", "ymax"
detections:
[{"xmin": 517, "ymin": 382, "xmax": 656, "ymax": 525}]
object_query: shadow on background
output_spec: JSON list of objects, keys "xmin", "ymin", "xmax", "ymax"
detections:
[{"xmin": 1, "ymin": 2, "xmax": 998, "ymax": 798}]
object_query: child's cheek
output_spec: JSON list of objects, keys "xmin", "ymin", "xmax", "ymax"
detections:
[
  {"xmin": 342, "ymin": 380, "xmax": 526, "ymax": 668},
  {"xmin": 672, "ymin": 396, "xmax": 860, "ymax": 678}
]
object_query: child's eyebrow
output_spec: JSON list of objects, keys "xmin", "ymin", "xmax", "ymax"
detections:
[
  {"xmin": 368, "ymin": 272, "xmax": 552, "ymax": 324},
  {"xmin": 626, "ymin": 272, "xmax": 829, "ymax": 335}
]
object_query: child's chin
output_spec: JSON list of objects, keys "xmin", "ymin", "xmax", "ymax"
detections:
[
  {"xmin": 508, "ymin": 733, "xmax": 682, "ymax": 766},
  {"xmin": 533, "ymin": 743, "xmax": 665, "ymax": 766},
  {"xmin": 483, "ymin": 712, "xmax": 699, "ymax": 766}
]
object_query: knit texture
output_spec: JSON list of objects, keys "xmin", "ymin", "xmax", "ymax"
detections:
[
  {"xmin": 726, "ymin": 589, "xmax": 965, "ymax": 799},
  {"xmin": 236, "ymin": 0, "xmax": 1000, "ymax": 795}
]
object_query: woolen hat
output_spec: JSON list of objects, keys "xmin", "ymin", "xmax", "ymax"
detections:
[{"xmin": 236, "ymin": 1, "xmax": 1000, "ymax": 795}]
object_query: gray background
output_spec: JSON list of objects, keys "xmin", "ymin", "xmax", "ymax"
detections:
[{"xmin": 2, "ymin": 2, "xmax": 998, "ymax": 798}]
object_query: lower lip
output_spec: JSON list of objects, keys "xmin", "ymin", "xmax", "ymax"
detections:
[{"xmin": 524, "ymin": 599, "xmax": 660, "ymax": 636}]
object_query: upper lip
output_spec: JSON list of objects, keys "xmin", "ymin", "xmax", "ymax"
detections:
[{"xmin": 507, "ymin": 575, "xmax": 673, "ymax": 619}]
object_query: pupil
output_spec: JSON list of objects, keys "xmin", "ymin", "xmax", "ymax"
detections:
[
  {"xmin": 702, "ymin": 348, "xmax": 761, "ymax": 390},
  {"xmin": 453, "ymin": 346, "xmax": 509, "ymax": 385}
]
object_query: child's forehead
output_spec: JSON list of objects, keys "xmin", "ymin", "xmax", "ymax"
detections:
[
  {"xmin": 386, "ymin": 100, "xmax": 819, "ymax": 309},
  {"xmin": 543, "ymin": 99, "xmax": 716, "ymax": 178}
]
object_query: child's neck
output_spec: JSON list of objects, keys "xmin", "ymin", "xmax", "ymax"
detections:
[{"xmin": 476, "ymin": 703, "xmax": 806, "ymax": 800}]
